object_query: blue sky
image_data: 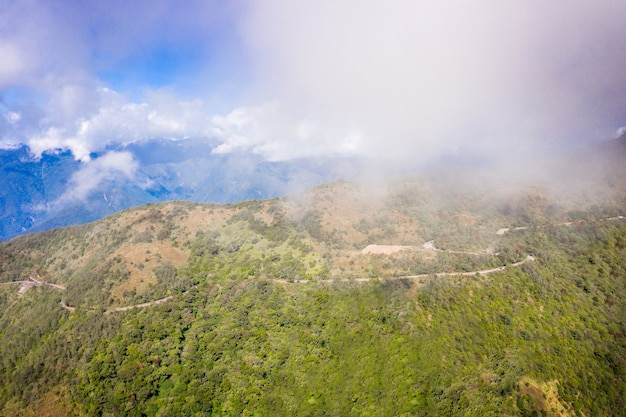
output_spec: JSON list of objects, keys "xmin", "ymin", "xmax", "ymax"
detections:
[{"xmin": 1, "ymin": 0, "xmax": 625, "ymax": 166}]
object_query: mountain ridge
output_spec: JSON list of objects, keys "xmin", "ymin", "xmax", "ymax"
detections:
[
  {"xmin": 3, "ymin": 134, "xmax": 624, "ymax": 242},
  {"xmin": 0, "ymin": 151, "xmax": 625, "ymax": 415},
  {"xmin": 0, "ymin": 138, "xmax": 365, "ymax": 241}
]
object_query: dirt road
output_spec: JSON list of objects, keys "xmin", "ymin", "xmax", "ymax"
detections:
[{"xmin": 60, "ymin": 295, "xmax": 175, "ymax": 313}]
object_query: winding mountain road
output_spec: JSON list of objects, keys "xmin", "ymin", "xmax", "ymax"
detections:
[
  {"xmin": 60, "ymin": 295, "xmax": 175, "ymax": 313},
  {"xmin": 0, "ymin": 274, "xmax": 66, "ymax": 296},
  {"xmin": 4, "ymin": 214, "xmax": 623, "ymax": 311},
  {"xmin": 274, "ymin": 255, "xmax": 535, "ymax": 285}
]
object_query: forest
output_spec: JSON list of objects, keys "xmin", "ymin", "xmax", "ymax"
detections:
[{"xmin": 0, "ymin": 175, "xmax": 624, "ymax": 416}]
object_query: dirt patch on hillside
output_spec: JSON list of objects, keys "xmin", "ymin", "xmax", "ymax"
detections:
[
  {"xmin": 517, "ymin": 377, "xmax": 576, "ymax": 417},
  {"xmin": 361, "ymin": 245, "xmax": 413, "ymax": 255},
  {"xmin": 179, "ymin": 206, "xmax": 227, "ymax": 229},
  {"xmin": 1, "ymin": 387, "xmax": 76, "ymax": 417},
  {"xmin": 110, "ymin": 242, "xmax": 188, "ymax": 300}
]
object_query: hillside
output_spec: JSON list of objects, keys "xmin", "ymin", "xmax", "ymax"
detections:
[
  {"xmin": 0, "ymin": 141, "xmax": 625, "ymax": 416},
  {"xmin": 0, "ymin": 139, "xmax": 362, "ymax": 241}
]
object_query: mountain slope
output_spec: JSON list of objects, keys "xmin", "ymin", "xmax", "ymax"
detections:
[
  {"xmin": 0, "ymin": 157, "xmax": 625, "ymax": 415},
  {"xmin": 0, "ymin": 138, "xmax": 362, "ymax": 241}
]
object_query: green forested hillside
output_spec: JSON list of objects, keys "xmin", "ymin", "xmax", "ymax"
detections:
[{"xmin": 0, "ymin": 175, "xmax": 625, "ymax": 416}]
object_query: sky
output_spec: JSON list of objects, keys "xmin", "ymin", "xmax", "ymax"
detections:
[{"xmin": 1, "ymin": 0, "xmax": 626, "ymax": 171}]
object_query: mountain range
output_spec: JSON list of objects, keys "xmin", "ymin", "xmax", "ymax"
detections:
[
  {"xmin": 4, "ymin": 134, "xmax": 625, "ymax": 242},
  {"xmin": 0, "ymin": 138, "xmax": 364, "ymax": 241},
  {"xmin": 0, "ymin": 138, "xmax": 624, "ymax": 414}
]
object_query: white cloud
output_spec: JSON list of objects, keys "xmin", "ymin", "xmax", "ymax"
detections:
[
  {"xmin": 0, "ymin": 42, "xmax": 26, "ymax": 87},
  {"xmin": 3, "ymin": 111, "xmax": 20, "ymax": 124},
  {"xmin": 0, "ymin": 0, "xmax": 245, "ymax": 157},
  {"xmin": 26, "ymin": 88, "xmax": 212, "ymax": 161},
  {"xmin": 28, "ymin": 127, "xmax": 92, "ymax": 162},
  {"xmin": 210, "ymin": 103, "xmax": 365, "ymax": 160},
  {"xmin": 1, "ymin": 0, "xmax": 625, "ymax": 168},
  {"xmin": 53, "ymin": 151, "xmax": 139, "ymax": 205},
  {"xmin": 237, "ymin": 0, "xmax": 626, "ymax": 165}
]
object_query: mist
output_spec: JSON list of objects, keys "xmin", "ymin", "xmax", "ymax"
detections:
[
  {"xmin": 1, "ymin": 0, "xmax": 626, "ymax": 223},
  {"xmin": 237, "ymin": 0, "xmax": 626, "ymax": 167},
  {"xmin": 1, "ymin": 1, "xmax": 625, "ymax": 168}
]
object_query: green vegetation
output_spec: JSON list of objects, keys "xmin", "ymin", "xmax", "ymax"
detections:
[{"xmin": 0, "ymin": 178, "xmax": 624, "ymax": 416}]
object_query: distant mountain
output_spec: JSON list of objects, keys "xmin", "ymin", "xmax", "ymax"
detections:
[
  {"xmin": 0, "ymin": 138, "xmax": 362, "ymax": 240},
  {"xmin": 1, "ymin": 134, "xmax": 624, "ymax": 241},
  {"xmin": 0, "ymin": 146, "xmax": 79, "ymax": 240}
]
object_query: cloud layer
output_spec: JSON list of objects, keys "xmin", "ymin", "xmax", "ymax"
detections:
[
  {"xmin": 1, "ymin": 0, "xmax": 625, "ymax": 168},
  {"xmin": 240, "ymin": 0, "xmax": 626, "ymax": 164},
  {"xmin": 26, "ymin": 88, "xmax": 211, "ymax": 161}
]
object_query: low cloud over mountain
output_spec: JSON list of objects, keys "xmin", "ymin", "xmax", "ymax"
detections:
[
  {"xmin": 1, "ymin": 1, "xmax": 625, "ymax": 166},
  {"xmin": 1, "ymin": 1, "xmax": 625, "ymax": 238}
]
